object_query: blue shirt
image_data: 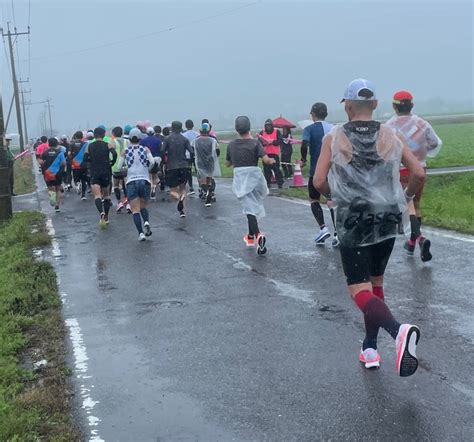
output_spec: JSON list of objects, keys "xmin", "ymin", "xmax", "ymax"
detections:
[
  {"xmin": 303, "ymin": 121, "xmax": 333, "ymax": 176},
  {"xmin": 140, "ymin": 135, "xmax": 162, "ymax": 157}
]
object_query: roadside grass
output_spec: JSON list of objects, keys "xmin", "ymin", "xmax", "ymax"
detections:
[
  {"xmin": 217, "ymin": 121, "xmax": 473, "ymax": 177},
  {"xmin": 0, "ymin": 211, "xmax": 80, "ymax": 441},
  {"xmin": 427, "ymin": 122, "xmax": 474, "ymax": 168},
  {"xmin": 278, "ymin": 173, "xmax": 474, "ymax": 234},
  {"xmin": 14, "ymin": 154, "xmax": 36, "ymax": 195}
]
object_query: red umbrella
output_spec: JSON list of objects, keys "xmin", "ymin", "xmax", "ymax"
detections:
[{"xmin": 272, "ymin": 116, "xmax": 296, "ymax": 128}]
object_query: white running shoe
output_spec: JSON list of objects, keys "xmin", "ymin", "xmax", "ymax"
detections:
[
  {"xmin": 359, "ymin": 348, "xmax": 381, "ymax": 369},
  {"xmin": 315, "ymin": 227, "xmax": 330, "ymax": 244},
  {"xmin": 116, "ymin": 201, "xmax": 124, "ymax": 213},
  {"xmin": 332, "ymin": 234, "xmax": 340, "ymax": 248},
  {"xmin": 126, "ymin": 203, "xmax": 132, "ymax": 214},
  {"xmin": 138, "ymin": 233, "xmax": 146, "ymax": 241},
  {"xmin": 396, "ymin": 324, "xmax": 420, "ymax": 377}
]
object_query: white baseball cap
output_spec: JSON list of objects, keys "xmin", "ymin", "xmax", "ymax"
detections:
[
  {"xmin": 129, "ymin": 128, "xmax": 143, "ymax": 140},
  {"xmin": 146, "ymin": 127, "xmax": 155, "ymax": 135},
  {"xmin": 341, "ymin": 78, "xmax": 377, "ymax": 102}
]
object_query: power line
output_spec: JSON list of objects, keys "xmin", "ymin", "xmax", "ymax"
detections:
[{"xmin": 29, "ymin": 1, "xmax": 261, "ymax": 62}]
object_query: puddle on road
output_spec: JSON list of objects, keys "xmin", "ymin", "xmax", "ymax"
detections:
[
  {"xmin": 268, "ymin": 279, "xmax": 316, "ymax": 306},
  {"xmin": 96, "ymin": 258, "xmax": 118, "ymax": 292}
]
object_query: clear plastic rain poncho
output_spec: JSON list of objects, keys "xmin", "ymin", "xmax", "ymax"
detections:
[
  {"xmin": 328, "ymin": 124, "xmax": 408, "ymax": 248},
  {"xmin": 232, "ymin": 166, "xmax": 269, "ymax": 218},
  {"xmin": 192, "ymin": 136, "xmax": 221, "ymax": 178},
  {"xmin": 385, "ymin": 114, "xmax": 442, "ymax": 164}
]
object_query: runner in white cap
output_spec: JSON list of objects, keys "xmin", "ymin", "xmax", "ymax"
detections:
[{"xmin": 315, "ymin": 79, "xmax": 425, "ymax": 376}]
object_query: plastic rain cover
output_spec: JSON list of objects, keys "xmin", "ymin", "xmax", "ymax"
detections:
[
  {"xmin": 328, "ymin": 124, "xmax": 408, "ymax": 247},
  {"xmin": 193, "ymin": 136, "xmax": 221, "ymax": 178},
  {"xmin": 385, "ymin": 114, "xmax": 442, "ymax": 162},
  {"xmin": 232, "ymin": 166, "xmax": 269, "ymax": 218}
]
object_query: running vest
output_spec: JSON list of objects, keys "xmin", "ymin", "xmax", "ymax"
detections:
[
  {"xmin": 260, "ymin": 129, "xmax": 280, "ymax": 155},
  {"xmin": 125, "ymin": 145, "xmax": 151, "ymax": 183},
  {"xmin": 328, "ymin": 122, "xmax": 407, "ymax": 247},
  {"xmin": 112, "ymin": 138, "xmax": 129, "ymax": 173}
]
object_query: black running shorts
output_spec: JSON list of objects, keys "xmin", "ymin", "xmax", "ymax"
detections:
[
  {"xmin": 91, "ymin": 174, "xmax": 111, "ymax": 188},
  {"xmin": 166, "ymin": 168, "xmax": 190, "ymax": 188},
  {"xmin": 339, "ymin": 238, "xmax": 396, "ymax": 285}
]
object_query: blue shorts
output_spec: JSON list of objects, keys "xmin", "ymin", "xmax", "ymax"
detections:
[{"xmin": 126, "ymin": 180, "xmax": 151, "ymax": 201}]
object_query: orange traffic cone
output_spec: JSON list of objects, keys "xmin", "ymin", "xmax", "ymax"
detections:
[{"xmin": 290, "ymin": 160, "xmax": 306, "ymax": 188}]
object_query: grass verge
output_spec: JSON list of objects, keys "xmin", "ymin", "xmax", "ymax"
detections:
[
  {"xmin": 14, "ymin": 154, "xmax": 35, "ymax": 195},
  {"xmin": 278, "ymin": 173, "xmax": 473, "ymax": 235},
  {"xmin": 0, "ymin": 211, "xmax": 80, "ymax": 441}
]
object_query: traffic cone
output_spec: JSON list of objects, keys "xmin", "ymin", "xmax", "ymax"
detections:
[{"xmin": 290, "ymin": 161, "xmax": 306, "ymax": 188}]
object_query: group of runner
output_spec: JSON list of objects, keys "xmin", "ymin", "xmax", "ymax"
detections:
[{"xmin": 35, "ymin": 78, "xmax": 443, "ymax": 377}]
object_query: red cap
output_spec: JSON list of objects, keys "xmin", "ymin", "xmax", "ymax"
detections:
[{"xmin": 393, "ymin": 90, "xmax": 413, "ymax": 104}]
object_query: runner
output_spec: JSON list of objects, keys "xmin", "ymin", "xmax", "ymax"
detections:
[
  {"xmin": 258, "ymin": 119, "xmax": 284, "ymax": 189},
  {"xmin": 84, "ymin": 127, "xmax": 118, "ymax": 226},
  {"xmin": 38, "ymin": 137, "xmax": 67, "ymax": 213},
  {"xmin": 301, "ymin": 103, "xmax": 338, "ymax": 246},
  {"xmin": 226, "ymin": 116, "xmax": 276, "ymax": 255},
  {"xmin": 60, "ymin": 135, "xmax": 73, "ymax": 191},
  {"xmin": 140, "ymin": 126, "xmax": 162, "ymax": 200},
  {"xmin": 117, "ymin": 128, "xmax": 156, "ymax": 241},
  {"xmin": 191, "ymin": 122, "xmax": 221, "ymax": 207},
  {"xmin": 110, "ymin": 126, "xmax": 130, "ymax": 212},
  {"xmin": 69, "ymin": 131, "xmax": 89, "ymax": 200},
  {"xmin": 386, "ymin": 90, "xmax": 442, "ymax": 262},
  {"xmin": 182, "ymin": 119, "xmax": 199, "ymax": 195},
  {"xmin": 281, "ymin": 126, "xmax": 294, "ymax": 179},
  {"xmin": 314, "ymin": 78, "xmax": 425, "ymax": 376},
  {"xmin": 162, "ymin": 121, "xmax": 193, "ymax": 217}
]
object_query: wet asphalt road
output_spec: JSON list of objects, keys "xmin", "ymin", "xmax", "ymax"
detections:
[{"xmin": 16, "ymin": 173, "xmax": 474, "ymax": 441}]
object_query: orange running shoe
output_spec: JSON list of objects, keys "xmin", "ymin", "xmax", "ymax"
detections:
[
  {"xmin": 243, "ymin": 235, "xmax": 255, "ymax": 247},
  {"xmin": 359, "ymin": 348, "xmax": 381, "ymax": 369},
  {"xmin": 396, "ymin": 324, "xmax": 420, "ymax": 377}
]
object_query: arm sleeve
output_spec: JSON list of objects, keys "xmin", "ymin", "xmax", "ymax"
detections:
[
  {"xmin": 109, "ymin": 147, "xmax": 118, "ymax": 166},
  {"xmin": 301, "ymin": 140, "xmax": 309, "ymax": 162}
]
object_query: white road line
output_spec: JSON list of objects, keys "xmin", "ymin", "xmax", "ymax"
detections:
[{"xmin": 45, "ymin": 216, "xmax": 103, "ymax": 442}]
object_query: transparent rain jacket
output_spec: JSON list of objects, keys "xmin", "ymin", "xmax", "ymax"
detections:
[
  {"xmin": 232, "ymin": 166, "xmax": 269, "ymax": 218},
  {"xmin": 385, "ymin": 114, "xmax": 442, "ymax": 165},
  {"xmin": 192, "ymin": 136, "xmax": 221, "ymax": 178},
  {"xmin": 328, "ymin": 123, "xmax": 408, "ymax": 248}
]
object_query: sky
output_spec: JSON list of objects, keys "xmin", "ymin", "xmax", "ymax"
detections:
[{"xmin": 1, "ymin": 0, "xmax": 473, "ymax": 136}]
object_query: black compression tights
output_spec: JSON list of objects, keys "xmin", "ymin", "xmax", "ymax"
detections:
[{"xmin": 247, "ymin": 214, "xmax": 260, "ymax": 237}]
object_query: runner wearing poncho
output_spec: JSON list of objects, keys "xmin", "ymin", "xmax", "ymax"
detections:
[
  {"xmin": 386, "ymin": 90, "xmax": 442, "ymax": 262},
  {"xmin": 226, "ymin": 116, "xmax": 276, "ymax": 256},
  {"xmin": 191, "ymin": 123, "xmax": 221, "ymax": 207},
  {"xmin": 315, "ymin": 79, "xmax": 426, "ymax": 377}
]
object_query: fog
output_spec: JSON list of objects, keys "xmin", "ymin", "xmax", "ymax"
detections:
[{"xmin": 1, "ymin": 0, "xmax": 472, "ymax": 136}]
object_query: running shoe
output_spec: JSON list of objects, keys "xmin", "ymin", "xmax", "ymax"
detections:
[
  {"xmin": 81, "ymin": 196, "xmax": 87, "ymax": 201},
  {"xmin": 205, "ymin": 189, "xmax": 212, "ymax": 207},
  {"xmin": 359, "ymin": 348, "xmax": 381, "ymax": 369},
  {"xmin": 116, "ymin": 201, "xmax": 124, "ymax": 213},
  {"xmin": 54, "ymin": 205, "xmax": 61, "ymax": 213},
  {"xmin": 144, "ymin": 221, "xmax": 152, "ymax": 237},
  {"xmin": 404, "ymin": 239, "xmax": 416, "ymax": 255},
  {"xmin": 243, "ymin": 235, "xmax": 255, "ymax": 247},
  {"xmin": 188, "ymin": 188, "xmax": 195, "ymax": 196},
  {"xmin": 198, "ymin": 188, "xmax": 204, "ymax": 200},
  {"xmin": 256, "ymin": 233, "xmax": 267, "ymax": 256},
  {"xmin": 315, "ymin": 227, "xmax": 330, "ymax": 245},
  {"xmin": 49, "ymin": 192, "xmax": 56, "ymax": 207},
  {"xmin": 395, "ymin": 324, "xmax": 420, "ymax": 377},
  {"xmin": 126, "ymin": 203, "xmax": 132, "ymax": 214},
  {"xmin": 151, "ymin": 186, "xmax": 156, "ymax": 200},
  {"xmin": 179, "ymin": 211, "xmax": 186, "ymax": 218},
  {"xmin": 177, "ymin": 195, "xmax": 185, "ymax": 213},
  {"xmin": 332, "ymin": 234, "xmax": 340, "ymax": 248},
  {"xmin": 418, "ymin": 237, "xmax": 432, "ymax": 262},
  {"xmin": 104, "ymin": 215, "xmax": 110, "ymax": 225},
  {"xmin": 99, "ymin": 212, "xmax": 107, "ymax": 227},
  {"xmin": 76, "ymin": 182, "xmax": 82, "ymax": 195},
  {"xmin": 138, "ymin": 233, "xmax": 146, "ymax": 241}
]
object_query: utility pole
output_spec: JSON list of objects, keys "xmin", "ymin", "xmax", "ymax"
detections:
[
  {"xmin": 45, "ymin": 98, "xmax": 53, "ymax": 136},
  {"xmin": 19, "ymin": 79, "xmax": 30, "ymax": 146},
  {"xmin": 1, "ymin": 23, "xmax": 30, "ymax": 152},
  {"xmin": 0, "ymin": 80, "xmax": 13, "ymax": 220}
]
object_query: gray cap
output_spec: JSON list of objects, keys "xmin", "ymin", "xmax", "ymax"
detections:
[
  {"xmin": 171, "ymin": 121, "xmax": 183, "ymax": 132},
  {"xmin": 235, "ymin": 116, "xmax": 251, "ymax": 134},
  {"xmin": 129, "ymin": 128, "xmax": 143, "ymax": 141}
]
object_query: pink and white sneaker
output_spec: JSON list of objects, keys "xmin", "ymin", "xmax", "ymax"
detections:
[
  {"xmin": 396, "ymin": 324, "xmax": 420, "ymax": 377},
  {"xmin": 116, "ymin": 201, "xmax": 124, "ymax": 213},
  {"xmin": 359, "ymin": 348, "xmax": 381, "ymax": 369}
]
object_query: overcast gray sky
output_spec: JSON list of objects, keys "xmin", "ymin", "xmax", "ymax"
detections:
[{"xmin": 1, "ymin": 0, "xmax": 473, "ymax": 136}]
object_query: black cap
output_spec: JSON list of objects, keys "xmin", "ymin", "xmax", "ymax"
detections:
[
  {"xmin": 264, "ymin": 118, "xmax": 273, "ymax": 126},
  {"xmin": 310, "ymin": 102, "xmax": 328, "ymax": 119},
  {"xmin": 235, "ymin": 116, "xmax": 251, "ymax": 134},
  {"xmin": 171, "ymin": 121, "xmax": 183, "ymax": 133}
]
